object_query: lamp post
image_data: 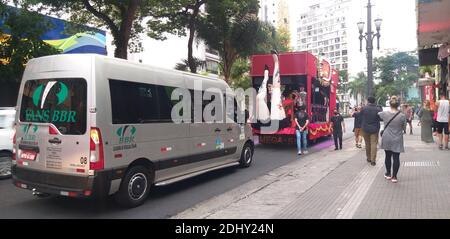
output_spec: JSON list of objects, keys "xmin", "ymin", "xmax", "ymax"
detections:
[{"xmin": 357, "ymin": 0, "xmax": 382, "ymax": 97}]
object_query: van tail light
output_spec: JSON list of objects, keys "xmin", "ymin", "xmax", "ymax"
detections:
[
  {"xmin": 89, "ymin": 127, "xmax": 104, "ymax": 171},
  {"xmin": 12, "ymin": 125, "xmax": 16, "ymax": 161},
  {"xmin": 49, "ymin": 125, "xmax": 60, "ymax": 135}
]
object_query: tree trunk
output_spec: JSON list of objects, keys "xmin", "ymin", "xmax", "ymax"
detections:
[
  {"xmin": 114, "ymin": 0, "xmax": 141, "ymax": 59},
  {"xmin": 187, "ymin": 23, "xmax": 197, "ymax": 73},
  {"xmin": 114, "ymin": 38, "xmax": 129, "ymax": 59}
]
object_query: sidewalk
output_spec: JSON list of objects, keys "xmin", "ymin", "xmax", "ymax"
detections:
[{"xmin": 173, "ymin": 122, "xmax": 450, "ymax": 219}]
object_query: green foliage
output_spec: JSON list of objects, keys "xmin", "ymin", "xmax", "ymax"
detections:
[
  {"xmin": 229, "ymin": 58, "xmax": 251, "ymax": 89},
  {"xmin": 146, "ymin": 0, "xmax": 206, "ymax": 73},
  {"xmin": 348, "ymin": 72, "xmax": 368, "ymax": 104},
  {"xmin": 23, "ymin": 0, "xmax": 157, "ymax": 59},
  {"xmin": 146, "ymin": 0, "xmax": 204, "ymax": 40},
  {"xmin": 174, "ymin": 57, "xmax": 205, "ymax": 72},
  {"xmin": 196, "ymin": 0, "xmax": 269, "ymax": 82},
  {"xmin": 374, "ymin": 52, "xmax": 418, "ymax": 84},
  {"xmin": 255, "ymin": 23, "xmax": 291, "ymax": 54},
  {"xmin": 0, "ymin": 3, "xmax": 60, "ymax": 83},
  {"xmin": 373, "ymin": 51, "xmax": 419, "ymax": 104}
]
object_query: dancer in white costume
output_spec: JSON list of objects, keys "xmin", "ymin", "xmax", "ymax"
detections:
[
  {"xmin": 270, "ymin": 50, "xmax": 286, "ymax": 120},
  {"xmin": 255, "ymin": 65, "xmax": 271, "ymax": 121}
]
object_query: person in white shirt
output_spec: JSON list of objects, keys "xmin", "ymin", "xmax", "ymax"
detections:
[{"xmin": 435, "ymin": 94, "xmax": 450, "ymax": 150}]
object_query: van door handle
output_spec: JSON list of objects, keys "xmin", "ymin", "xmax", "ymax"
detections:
[
  {"xmin": 214, "ymin": 128, "xmax": 221, "ymax": 132},
  {"xmin": 48, "ymin": 138, "xmax": 62, "ymax": 145},
  {"xmin": 227, "ymin": 127, "xmax": 233, "ymax": 132}
]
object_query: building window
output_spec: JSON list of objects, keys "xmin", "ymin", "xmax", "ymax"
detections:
[{"xmin": 342, "ymin": 50, "xmax": 348, "ymax": 56}]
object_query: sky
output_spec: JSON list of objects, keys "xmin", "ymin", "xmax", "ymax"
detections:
[{"xmin": 288, "ymin": 0, "xmax": 418, "ymax": 76}]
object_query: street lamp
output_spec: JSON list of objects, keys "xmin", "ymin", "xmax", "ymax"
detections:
[{"xmin": 357, "ymin": 0, "xmax": 382, "ymax": 98}]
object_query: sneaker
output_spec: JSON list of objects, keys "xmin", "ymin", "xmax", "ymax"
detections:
[
  {"xmin": 391, "ymin": 177, "xmax": 398, "ymax": 183},
  {"xmin": 439, "ymin": 145, "xmax": 443, "ymax": 150},
  {"xmin": 298, "ymin": 151, "xmax": 302, "ymax": 155},
  {"xmin": 384, "ymin": 174, "xmax": 392, "ymax": 180},
  {"xmin": 335, "ymin": 148, "xmax": 339, "ymax": 151},
  {"xmin": 303, "ymin": 150, "xmax": 308, "ymax": 155},
  {"xmin": 371, "ymin": 161, "xmax": 376, "ymax": 166}
]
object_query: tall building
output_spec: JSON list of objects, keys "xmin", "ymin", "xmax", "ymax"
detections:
[
  {"xmin": 259, "ymin": 0, "xmax": 278, "ymax": 26},
  {"xmin": 295, "ymin": 0, "xmax": 353, "ymax": 72},
  {"xmin": 259, "ymin": 0, "xmax": 290, "ymax": 29}
]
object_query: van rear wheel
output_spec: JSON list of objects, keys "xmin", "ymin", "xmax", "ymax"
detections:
[
  {"xmin": 239, "ymin": 143, "xmax": 254, "ymax": 168},
  {"xmin": 115, "ymin": 166, "xmax": 151, "ymax": 208}
]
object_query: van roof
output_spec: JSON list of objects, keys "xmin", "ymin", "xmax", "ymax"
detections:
[{"xmin": 28, "ymin": 54, "xmax": 229, "ymax": 88}]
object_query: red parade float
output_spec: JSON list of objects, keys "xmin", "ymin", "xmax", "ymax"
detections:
[{"xmin": 250, "ymin": 52, "xmax": 339, "ymax": 144}]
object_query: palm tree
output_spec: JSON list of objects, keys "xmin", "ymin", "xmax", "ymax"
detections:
[{"xmin": 348, "ymin": 72, "xmax": 368, "ymax": 106}]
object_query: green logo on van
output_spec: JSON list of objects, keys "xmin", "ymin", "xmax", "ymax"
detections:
[
  {"xmin": 32, "ymin": 82, "xmax": 69, "ymax": 108},
  {"xmin": 117, "ymin": 125, "xmax": 137, "ymax": 144},
  {"xmin": 26, "ymin": 81, "xmax": 76, "ymax": 123},
  {"xmin": 22, "ymin": 124, "xmax": 38, "ymax": 141},
  {"xmin": 114, "ymin": 125, "xmax": 137, "ymax": 151}
]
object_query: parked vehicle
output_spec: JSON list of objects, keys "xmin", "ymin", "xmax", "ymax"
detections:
[
  {"xmin": 12, "ymin": 54, "xmax": 254, "ymax": 207},
  {"xmin": 0, "ymin": 107, "xmax": 15, "ymax": 179}
]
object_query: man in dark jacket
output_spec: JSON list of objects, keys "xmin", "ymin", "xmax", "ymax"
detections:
[{"xmin": 360, "ymin": 96, "xmax": 382, "ymax": 166}]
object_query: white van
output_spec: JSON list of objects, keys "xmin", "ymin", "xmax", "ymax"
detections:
[{"xmin": 12, "ymin": 54, "xmax": 254, "ymax": 207}]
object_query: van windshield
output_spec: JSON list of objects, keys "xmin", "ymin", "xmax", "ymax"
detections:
[{"xmin": 19, "ymin": 78, "xmax": 87, "ymax": 135}]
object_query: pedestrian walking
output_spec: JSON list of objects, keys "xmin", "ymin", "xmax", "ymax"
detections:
[
  {"xmin": 352, "ymin": 106, "xmax": 363, "ymax": 148},
  {"xmin": 360, "ymin": 96, "xmax": 382, "ymax": 166},
  {"xmin": 295, "ymin": 105, "xmax": 310, "ymax": 155},
  {"xmin": 378, "ymin": 96, "xmax": 406, "ymax": 183},
  {"xmin": 331, "ymin": 110, "xmax": 346, "ymax": 150},
  {"xmin": 402, "ymin": 104, "xmax": 414, "ymax": 135},
  {"xmin": 435, "ymin": 94, "xmax": 450, "ymax": 150},
  {"xmin": 418, "ymin": 100, "xmax": 434, "ymax": 143}
]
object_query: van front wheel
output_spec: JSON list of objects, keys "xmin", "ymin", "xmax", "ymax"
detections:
[
  {"xmin": 239, "ymin": 143, "xmax": 254, "ymax": 168},
  {"xmin": 115, "ymin": 166, "xmax": 151, "ymax": 208}
]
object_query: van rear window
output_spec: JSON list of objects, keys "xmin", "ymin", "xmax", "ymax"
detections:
[{"xmin": 19, "ymin": 78, "xmax": 87, "ymax": 135}]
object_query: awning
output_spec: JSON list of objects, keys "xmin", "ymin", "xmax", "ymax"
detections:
[{"xmin": 417, "ymin": 0, "xmax": 450, "ymax": 49}]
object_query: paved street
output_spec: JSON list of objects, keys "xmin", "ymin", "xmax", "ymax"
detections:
[
  {"xmin": 0, "ymin": 119, "xmax": 354, "ymax": 219},
  {"xmin": 174, "ymin": 121, "xmax": 450, "ymax": 219}
]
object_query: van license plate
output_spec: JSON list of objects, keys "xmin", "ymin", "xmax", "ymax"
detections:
[{"xmin": 20, "ymin": 151, "xmax": 37, "ymax": 161}]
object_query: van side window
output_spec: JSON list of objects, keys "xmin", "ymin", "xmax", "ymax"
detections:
[
  {"xmin": 110, "ymin": 80, "xmax": 158, "ymax": 124},
  {"xmin": 157, "ymin": 86, "xmax": 177, "ymax": 122},
  {"xmin": 109, "ymin": 80, "xmax": 180, "ymax": 124}
]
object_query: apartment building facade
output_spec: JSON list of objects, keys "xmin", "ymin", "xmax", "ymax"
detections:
[{"xmin": 295, "ymin": 0, "xmax": 352, "ymax": 72}]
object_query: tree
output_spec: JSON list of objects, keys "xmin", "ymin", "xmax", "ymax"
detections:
[
  {"xmin": 229, "ymin": 57, "xmax": 251, "ymax": 89},
  {"xmin": 373, "ymin": 51, "xmax": 419, "ymax": 104},
  {"xmin": 174, "ymin": 57, "xmax": 205, "ymax": 72},
  {"xmin": 255, "ymin": 22, "xmax": 290, "ymax": 54},
  {"xmin": 348, "ymin": 72, "xmax": 367, "ymax": 106},
  {"xmin": 24, "ymin": 0, "xmax": 153, "ymax": 59},
  {"xmin": 147, "ymin": 0, "xmax": 206, "ymax": 73},
  {"xmin": 0, "ymin": 3, "xmax": 60, "ymax": 83},
  {"xmin": 196, "ymin": 0, "xmax": 269, "ymax": 83},
  {"xmin": 374, "ymin": 52, "xmax": 418, "ymax": 84},
  {"xmin": 0, "ymin": 3, "xmax": 60, "ymax": 105}
]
